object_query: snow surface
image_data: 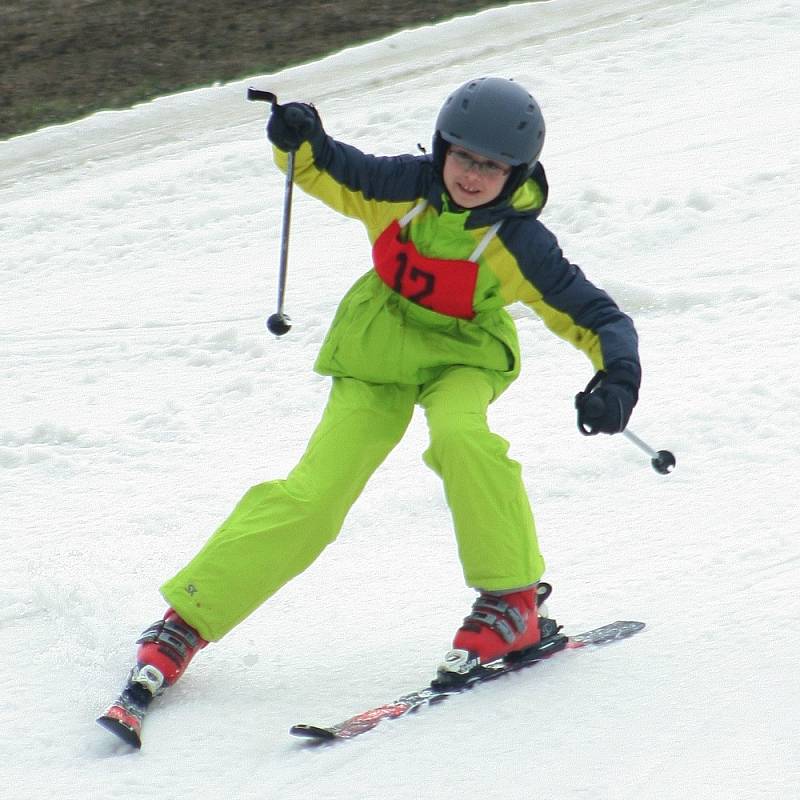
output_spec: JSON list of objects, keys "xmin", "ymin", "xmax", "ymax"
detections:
[{"xmin": 2, "ymin": 0, "xmax": 799, "ymax": 797}]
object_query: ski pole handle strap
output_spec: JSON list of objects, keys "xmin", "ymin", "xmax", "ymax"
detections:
[{"xmin": 575, "ymin": 370, "xmax": 607, "ymax": 435}]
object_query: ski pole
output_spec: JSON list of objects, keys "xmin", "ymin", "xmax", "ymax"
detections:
[
  {"xmin": 622, "ymin": 428, "xmax": 676, "ymax": 475},
  {"xmin": 575, "ymin": 371, "xmax": 676, "ymax": 475},
  {"xmin": 248, "ymin": 87, "xmax": 298, "ymax": 336},
  {"xmin": 267, "ymin": 148, "xmax": 295, "ymax": 336}
]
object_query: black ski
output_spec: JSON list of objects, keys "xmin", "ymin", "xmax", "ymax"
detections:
[
  {"xmin": 96, "ymin": 679, "xmax": 155, "ymax": 749},
  {"xmin": 289, "ymin": 620, "xmax": 645, "ymax": 742}
]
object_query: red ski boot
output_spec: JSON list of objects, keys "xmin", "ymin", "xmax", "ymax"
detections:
[
  {"xmin": 132, "ymin": 608, "xmax": 208, "ymax": 694},
  {"xmin": 439, "ymin": 583, "xmax": 560, "ymax": 680},
  {"xmin": 97, "ymin": 610, "xmax": 207, "ymax": 747}
]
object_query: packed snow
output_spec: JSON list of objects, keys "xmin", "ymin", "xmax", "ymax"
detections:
[{"xmin": 1, "ymin": 0, "xmax": 798, "ymax": 797}]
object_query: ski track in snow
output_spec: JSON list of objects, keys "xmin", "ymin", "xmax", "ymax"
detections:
[{"xmin": 2, "ymin": 0, "xmax": 799, "ymax": 798}]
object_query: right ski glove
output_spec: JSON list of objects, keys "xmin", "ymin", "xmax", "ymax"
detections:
[
  {"xmin": 575, "ymin": 368, "xmax": 638, "ymax": 435},
  {"xmin": 267, "ymin": 102, "xmax": 320, "ymax": 152}
]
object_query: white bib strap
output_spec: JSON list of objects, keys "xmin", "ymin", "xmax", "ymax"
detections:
[
  {"xmin": 399, "ymin": 201, "xmax": 428, "ymax": 228},
  {"xmin": 399, "ymin": 201, "xmax": 501, "ymax": 263},
  {"xmin": 470, "ymin": 221, "xmax": 502, "ymax": 261}
]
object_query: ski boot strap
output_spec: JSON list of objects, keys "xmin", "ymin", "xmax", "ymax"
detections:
[
  {"xmin": 463, "ymin": 596, "xmax": 527, "ymax": 645},
  {"xmin": 136, "ymin": 616, "xmax": 204, "ymax": 666}
]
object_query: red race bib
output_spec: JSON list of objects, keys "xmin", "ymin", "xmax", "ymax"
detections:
[{"xmin": 373, "ymin": 220, "xmax": 478, "ymax": 320}]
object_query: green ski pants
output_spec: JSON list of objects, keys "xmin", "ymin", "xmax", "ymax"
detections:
[{"xmin": 162, "ymin": 366, "xmax": 544, "ymax": 641}]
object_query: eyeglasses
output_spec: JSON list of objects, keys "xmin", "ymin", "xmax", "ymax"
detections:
[{"xmin": 447, "ymin": 148, "xmax": 511, "ymax": 178}]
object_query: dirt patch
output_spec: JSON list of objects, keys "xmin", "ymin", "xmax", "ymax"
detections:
[{"xmin": 1, "ymin": 0, "xmax": 505, "ymax": 140}]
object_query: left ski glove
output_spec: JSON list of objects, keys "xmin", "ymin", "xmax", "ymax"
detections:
[
  {"xmin": 267, "ymin": 102, "xmax": 320, "ymax": 151},
  {"xmin": 575, "ymin": 368, "xmax": 638, "ymax": 435}
]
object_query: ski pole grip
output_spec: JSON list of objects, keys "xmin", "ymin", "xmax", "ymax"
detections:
[
  {"xmin": 576, "ymin": 394, "xmax": 605, "ymax": 435},
  {"xmin": 247, "ymin": 89, "xmax": 308, "ymax": 129},
  {"xmin": 247, "ymin": 88, "xmax": 278, "ymax": 105},
  {"xmin": 575, "ymin": 370, "xmax": 607, "ymax": 435}
]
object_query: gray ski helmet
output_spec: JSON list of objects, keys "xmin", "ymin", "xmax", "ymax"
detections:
[{"xmin": 434, "ymin": 77, "xmax": 545, "ymax": 171}]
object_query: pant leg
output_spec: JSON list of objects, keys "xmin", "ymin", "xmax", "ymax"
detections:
[
  {"xmin": 161, "ymin": 377, "xmax": 416, "ymax": 641},
  {"xmin": 418, "ymin": 366, "xmax": 545, "ymax": 592}
]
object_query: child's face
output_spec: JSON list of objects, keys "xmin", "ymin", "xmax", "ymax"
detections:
[{"xmin": 443, "ymin": 146, "xmax": 512, "ymax": 208}]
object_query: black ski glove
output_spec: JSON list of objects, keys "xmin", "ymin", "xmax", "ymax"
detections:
[
  {"xmin": 575, "ymin": 368, "xmax": 639, "ymax": 435},
  {"xmin": 266, "ymin": 102, "xmax": 320, "ymax": 152}
]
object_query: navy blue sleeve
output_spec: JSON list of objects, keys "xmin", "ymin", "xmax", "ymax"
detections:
[{"xmin": 503, "ymin": 219, "xmax": 641, "ymax": 389}]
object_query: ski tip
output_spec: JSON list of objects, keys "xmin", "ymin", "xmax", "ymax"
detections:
[
  {"xmin": 96, "ymin": 714, "xmax": 143, "ymax": 749},
  {"xmin": 568, "ymin": 620, "xmax": 646, "ymax": 647},
  {"xmin": 289, "ymin": 723, "xmax": 338, "ymax": 741},
  {"xmin": 613, "ymin": 620, "xmax": 646, "ymax": 633}
]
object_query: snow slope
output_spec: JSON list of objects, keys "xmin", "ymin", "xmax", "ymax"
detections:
[{"xmin": 2, "ymin": 0, "xmax": 799, "ymax": 797}]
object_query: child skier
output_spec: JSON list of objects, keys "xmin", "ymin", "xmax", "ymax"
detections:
[{"xmin": 103, "ymin": 77, "xmax": 640, "ymax": 736}]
